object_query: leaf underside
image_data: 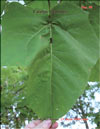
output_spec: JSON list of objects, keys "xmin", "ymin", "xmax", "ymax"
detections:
[{"xmin": 1, "ymin": 1, "xmax": 99, "ymax": 120}]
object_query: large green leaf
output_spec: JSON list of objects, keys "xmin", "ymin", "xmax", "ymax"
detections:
[{"xmin": 1, "ymin": 1, "xmax": 99, "ymax": 120}]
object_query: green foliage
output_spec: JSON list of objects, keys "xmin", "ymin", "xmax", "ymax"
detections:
[
  {"xmin": 1, "ymin": 66, "xmax": 26, "ymax": 113},
  {"xmin": 1, "ymin": 0, "xmax": 100, "ymax": 124},
  {"xmin": 1, "ymin": 66, "xmax": 38, "ymax": 128}
]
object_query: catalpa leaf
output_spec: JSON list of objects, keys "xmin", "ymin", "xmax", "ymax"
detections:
[{"xmin": 1, "ymin": 1, "xmax": 99, "ymax": 120}]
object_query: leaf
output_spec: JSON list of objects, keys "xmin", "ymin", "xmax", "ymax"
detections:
[
  {"xmin": 25, "ymin": 2, "xmax": 99, "ymax": 119},
  {"xmin": 1, "ymin": 1, "xmax": 99, "ymax": 120},
  {"xmin": 89, "ymin": 59, "xmax": 100, "ymax": 82}
]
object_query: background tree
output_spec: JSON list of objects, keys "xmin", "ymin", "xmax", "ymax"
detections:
[{"xmin": 60, "ymin": 83, "xmax": 100, "ymax": 129}]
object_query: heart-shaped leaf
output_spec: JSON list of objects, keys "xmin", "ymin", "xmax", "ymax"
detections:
[{"xmin": 1, "ymin": 1, "xmax": 99, "ymax": 120}]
